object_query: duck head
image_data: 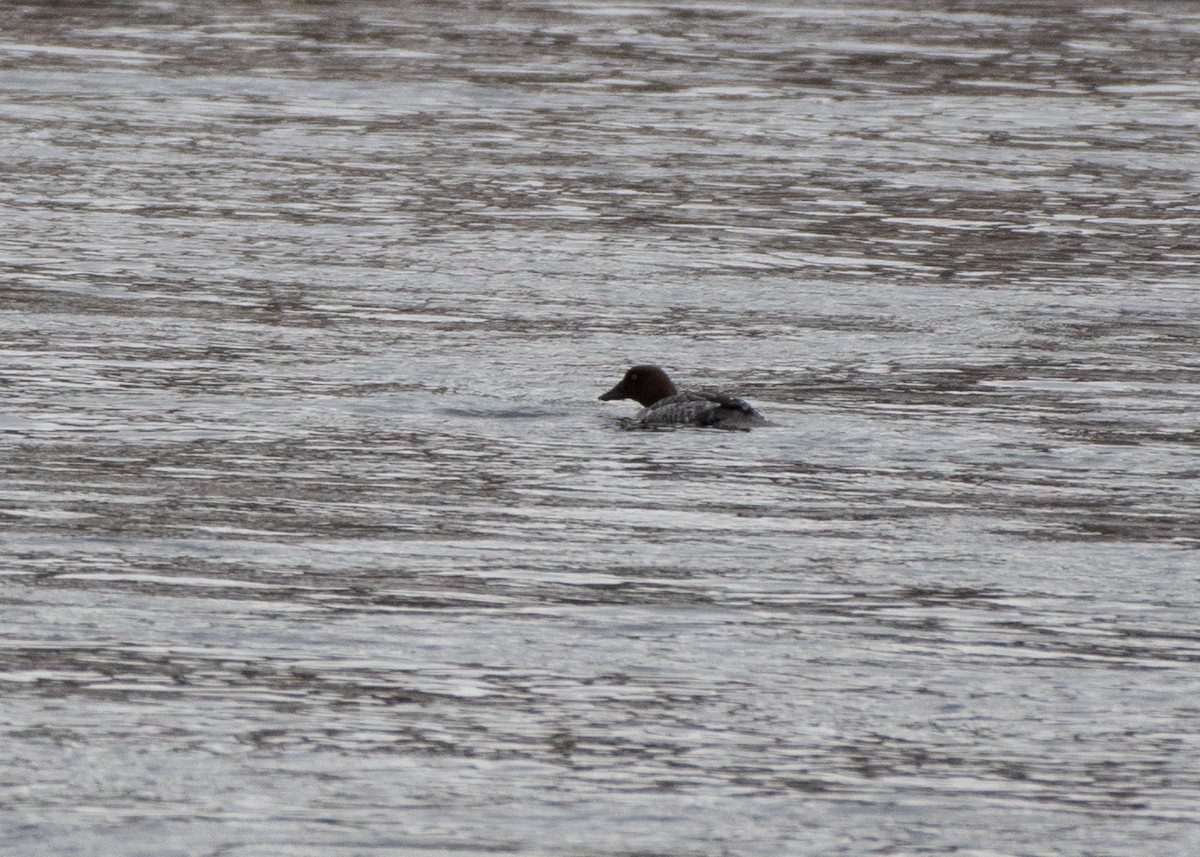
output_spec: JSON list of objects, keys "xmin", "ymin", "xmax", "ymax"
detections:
[{"xmin": 599, "ymin": 365, "xmax": 679, "ymax": 407}]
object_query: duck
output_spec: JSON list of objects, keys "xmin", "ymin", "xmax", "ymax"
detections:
[{"xmin": 598, "ymin": 365, "xmax": 767, "ymax": 430}]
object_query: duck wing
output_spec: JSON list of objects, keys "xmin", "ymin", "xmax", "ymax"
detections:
[{"xmin": 637, "ymin": 391, "xmax": 765, "ymax": 429}]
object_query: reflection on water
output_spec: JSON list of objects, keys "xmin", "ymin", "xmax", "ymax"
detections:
[{"xmin": 2, "ymin": 1, "xmax": 1199, "ymax": 855}]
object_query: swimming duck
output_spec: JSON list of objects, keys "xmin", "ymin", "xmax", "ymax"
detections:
[{"xmin": 598, "ymin": 365, "xmax": 767, "ymax": 430}]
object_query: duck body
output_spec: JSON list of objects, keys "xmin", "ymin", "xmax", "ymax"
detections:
[{"xmin": 599, "ymin": 365, "xmax": 767, "ymax": 430}]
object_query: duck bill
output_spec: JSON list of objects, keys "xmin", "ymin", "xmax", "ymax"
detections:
[{"xmin": 598, "ymin": 380, "xmax": 629, "ymax": 401}]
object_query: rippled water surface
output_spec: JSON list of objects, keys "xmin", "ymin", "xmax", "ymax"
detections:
[{"xmin": 3, "ymin": 1, "xmax": 1200, "ymax": 854}]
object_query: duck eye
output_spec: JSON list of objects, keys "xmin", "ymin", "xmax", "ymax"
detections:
[{"xmin": 629, "ymin": 372, "xmax": 638, "ymax": 381}]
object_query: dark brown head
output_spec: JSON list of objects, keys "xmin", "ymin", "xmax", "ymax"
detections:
[{"xmin": 598, "ymin": 365, "xmax": 679, "ymax": 408}]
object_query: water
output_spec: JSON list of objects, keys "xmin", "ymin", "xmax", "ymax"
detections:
[{"xmin": 2, "ymin": 1, "xmax": 1199, "ymax": 855}]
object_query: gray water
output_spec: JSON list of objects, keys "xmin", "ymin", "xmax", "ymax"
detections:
[{"xmin": 3, "ymin": 1, "xmax": 1200, "ymax": 855}]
